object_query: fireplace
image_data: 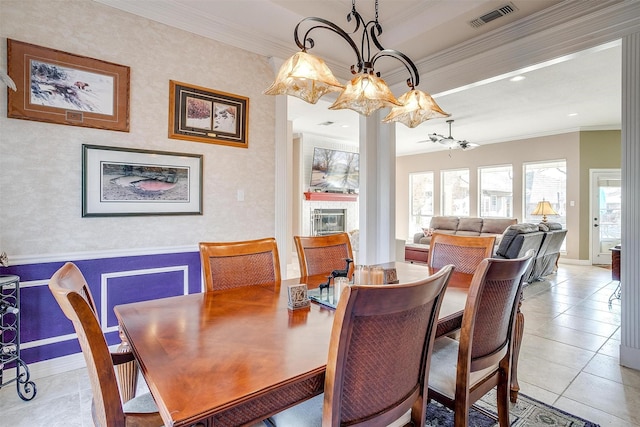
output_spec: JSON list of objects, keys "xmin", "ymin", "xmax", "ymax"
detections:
[{"xmin": 312, "ymin": 209, "xmax": 346, "ymax": 236}]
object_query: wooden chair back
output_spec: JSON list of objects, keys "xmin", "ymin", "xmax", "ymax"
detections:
[
  {"xmin": 50, "ymin": 262, "xmax": 99, "ymax": 317},
  {"xmin": 49, "ymin": 263, "xmax": 126, "ymax": 427},
  {"xmin": 294, "ymin": 233, "xmax": 354, "ymax": 277},
  {"xmin": 428, "ymin": 250, "xmax": 534, "ymax": 426},
  {"xmin": 48, "ymin": 262, "xmax": 140, "ymax": 404},
  {"xmin": 427, "ymin": 233, "xmax": 496, "ymax": 275},
  {"xmin": 199, "ymin": 237, "xmax": 281, "ymax": 292},
  {"xmin": 323, "ymin": 265, "xmax": 454, "ymax": 426},
  {"xmin": 463, "ymin": 252, "xmax": 533, "ymax": 372}
]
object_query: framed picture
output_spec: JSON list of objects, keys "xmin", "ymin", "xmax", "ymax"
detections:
[
  {"xmin": 7, "ymin": 39, "xmax": 130, "ymax": 132},
  {"xmin": 169, "ymin": 80, "xmax": 249, "ymax": 148},
  {"xmin": 82, "ymin": 144, "xmax": 203, "ymax": 217}
]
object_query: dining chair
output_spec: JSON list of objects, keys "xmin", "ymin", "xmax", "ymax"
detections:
[
  {"xmin": 427, "ymin": 233, "xmax": 496, "ymax": 275},
  {"xmin": 199, "ymin": 237, "xmax": 281, "ymax": 291},
  {"xmin": 269, "ymin": 264, "xmax": 454, "ymax": 427},
  {"xmin": 47, "ymin": 262, "xmax": 139, "ymax": 404},
  {"xmin": 294, "ymin": 232, "xmax": 354, "ymax": 277},
  {"xmin": 48, "ymin": 263, "xmax": 164, "ymax": 427},
  {"xmin": 427, "ymin": 250, "xmax": 535, "ymax": 427}
]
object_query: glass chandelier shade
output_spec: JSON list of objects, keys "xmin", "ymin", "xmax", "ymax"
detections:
[
  {"xmin": 329, "ymin": 73, "xmax": 400, "ymax": 116},
  {"xmin": 263, "ymin": 0, "xmax": 451, "ymax": 127},
  {"xmin": 263, "ymin": 51, "xmax": 344, "ymax": 104},
  {"xmin": 383, "ymin": 89, "xmax": 450, "ymax": 128}
]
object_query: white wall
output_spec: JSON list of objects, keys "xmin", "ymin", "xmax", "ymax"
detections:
[
  {"xmin": 0, "ymin": 0, "xmax": 276, "ymax": 258},
  {"xmin": 396, "ymin": 132, "xmax": 582, "ymax": 260}
]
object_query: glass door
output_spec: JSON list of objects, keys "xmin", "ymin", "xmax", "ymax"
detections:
[{"xmin": 591, "ymin": 169, "xmax": 621, "ymax": 265}]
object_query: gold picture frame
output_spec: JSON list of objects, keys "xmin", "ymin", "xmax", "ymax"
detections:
[
  {"xmin": 7, "ymin": 39, "xmax": 130, "ymax": 132},
  {"xmin": 169, "ymin": 80, "xmax": 249, "ymax": 148}
]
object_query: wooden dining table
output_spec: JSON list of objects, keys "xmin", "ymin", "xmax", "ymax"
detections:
[{"xmin": 114, "ymin": 262, "xmax": 471, "ymax": 427}]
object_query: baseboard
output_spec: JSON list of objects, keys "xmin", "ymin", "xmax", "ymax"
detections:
[
  {"xmin": 20, "ymin": 353, "xmax": 87, "ymax": 381},
  {"xmin": 19, "ymin": 344, "xmax": 122, "ymax": 380},
  {"xmin": 557, "ymin": 257, "xmax": 591, "ymax": 266},
  {"xmin": 620, "ymin": 345, "xmax": 640, "ymax": 370}
]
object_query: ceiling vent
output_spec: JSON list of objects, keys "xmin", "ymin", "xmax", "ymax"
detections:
[
  {"xmin": 469, "ymin": 3, "xmax": 518, "ymax": 28},
  {"xmin": 318, "ymin": 121, "xmax": 335, "ymax": 126}
]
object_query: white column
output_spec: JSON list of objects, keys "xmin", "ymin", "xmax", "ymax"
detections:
[
  {"xmin": 269, "ymin": 58, "xmax": 292, "ymax": 279},
  {"xmin": 620, "ymin": 31, "xmax": 640, "ymax": 370},
  {"xmin": 358, "ymin": 111, "xmax": 397, "ymax": 265}
]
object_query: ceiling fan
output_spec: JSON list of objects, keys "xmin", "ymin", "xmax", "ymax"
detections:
[{"xmin": 418, "ymin": 119, "xmax": 479, "ymax": 151}]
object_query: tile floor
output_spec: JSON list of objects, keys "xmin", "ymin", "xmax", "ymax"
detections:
[{"xmin": 1, "ymin": 263, "xmax": 638, "ymax": 426}]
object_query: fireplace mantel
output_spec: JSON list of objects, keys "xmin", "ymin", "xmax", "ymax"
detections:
[{"xmin": 304, "ymin": 192, "xmax": 358, "ymax": 202}]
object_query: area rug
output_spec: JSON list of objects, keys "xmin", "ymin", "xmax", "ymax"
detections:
[{"xmin": 425, "ymin": 390, "xmax": 600, "ymax": 426}]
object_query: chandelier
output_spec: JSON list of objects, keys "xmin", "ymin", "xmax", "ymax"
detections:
[
  {"xmin": 264, "ymin": 0, "xmax": 450, "ymax": 128},
  {"xmin": 428, "ymin": 119, "xmax": 479, "ymax": 150}
]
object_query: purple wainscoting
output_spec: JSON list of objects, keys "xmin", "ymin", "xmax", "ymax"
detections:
[{"xmin": 1, "ymin": 251, "xmax": 202, "ymax": 365}]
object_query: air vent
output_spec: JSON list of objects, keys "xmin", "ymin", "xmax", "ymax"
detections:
[
  {"xmin": 318, "ymin": 121, "xmax": 335, "ymax": 126},
  {"xmin": 469, "ymin": 3, "xmax": 517, "ymax": 28}
]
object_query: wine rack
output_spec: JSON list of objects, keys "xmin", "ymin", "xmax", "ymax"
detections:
[{"xmin": 0, "ymin": 275, "xmax": 36, "ymax": 400}]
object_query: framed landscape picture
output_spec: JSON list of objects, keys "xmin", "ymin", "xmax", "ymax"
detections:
[
  {"xmin": 82, "ymin": 144, "xmax": 203, "ymax": 217},
  {"xmin": 7, "ymin": 39, "xmax": 130, "ymax": 132},
  {"xmin": 169, "ymin": 80, "xmax": 249, "ymax": 148}
]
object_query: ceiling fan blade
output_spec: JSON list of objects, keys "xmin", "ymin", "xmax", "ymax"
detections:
[
  {"xmin": 459, "ymin": 141, "xmax": 479, "ymax": 150},
  {"xmin": 428, "ymin": 134, "xmax": 439, "ymax": 143}
]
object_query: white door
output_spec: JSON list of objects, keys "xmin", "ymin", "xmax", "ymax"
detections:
[{"xmin": 590, "ymin": 169, "xmax": 621, "ymax": 265}]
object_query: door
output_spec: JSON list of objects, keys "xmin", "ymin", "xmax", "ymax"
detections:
[{"xmin": 590, "ymin": 169, "xmax": 621, "ymax": 265}]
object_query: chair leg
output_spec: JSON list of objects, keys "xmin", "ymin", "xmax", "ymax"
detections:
[
  {"xmin": 496, "ymin": 376, "xmax": 511, "ymax": 426},
  {"xmin": 510, "ymin": 299, "xmax": 524, "ymax": 402},
  {"xmin": 453, "ymin": 403, "xmax": 470, "ymax": 427}
]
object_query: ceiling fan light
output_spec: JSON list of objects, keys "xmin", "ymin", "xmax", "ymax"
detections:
[
  {"xmin": 439, "ymin": 137, "xmax": 459, "ymax": 147},
  {"xmin": 264, "ymin": 51, "xmax": 344, "ymax": 104},
  {"xmin": 383, "ymin": 89, "xmax": 450, "ymax": 128},
  {"xmin": 329, "ymin": 73, "xmax": 401, "ymax": 116}
]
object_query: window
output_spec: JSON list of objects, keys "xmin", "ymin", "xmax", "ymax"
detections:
[
  {"xmin": 479, "ymin": 165, "xmax": 513, "ymax": 217},
  {"xmin": 441, "ymin": 169, "xmax": 469, "ymax": 216},
  {"xmin": 524, "ymin": 160, "xmax": 567, "ymax": 230},
  {"xmin": 409, "ymin": 172, "xmax": 434, "ymax": 235}
]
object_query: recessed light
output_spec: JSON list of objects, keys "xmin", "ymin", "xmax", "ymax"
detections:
[
  {"xmin": 341, "ymin": 124, "xmax": 349, "ymax": 128},
  {"xmin": 510, "ymin": 75, "xmax": 526, "ymax": 82},
  {"xmin": 568, "ymin": 113, "xmax": 578, "ymax": 117}
]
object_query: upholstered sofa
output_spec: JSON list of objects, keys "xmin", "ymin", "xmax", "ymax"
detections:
[
  {"xmin": 405, "ymin": 216, "xmax": 517, "ymax": 264},
  {"xmin": 494, "ymin": 222, "xmax": 567, "ymax": 282},
  {"xmin": 412, "ymin": 216, "xmax": 518, "ymax": 246}
]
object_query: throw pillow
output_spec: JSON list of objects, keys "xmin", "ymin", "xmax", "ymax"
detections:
[{"xmin": 422, "ymin": 227, "xmax": 435, "ymax": 237}]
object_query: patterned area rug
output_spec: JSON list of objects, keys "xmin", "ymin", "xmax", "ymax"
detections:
[{"xmin": 426, "ymin": 390, "xmax": 600, "ymax": 426}]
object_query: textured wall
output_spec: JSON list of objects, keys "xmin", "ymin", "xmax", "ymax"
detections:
[{"xmin": 0, "ymin": 0, "xmax": 276, "ymax": 258}]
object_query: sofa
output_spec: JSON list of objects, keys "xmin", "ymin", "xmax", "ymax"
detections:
[
  {"xmin": 494, "ymin": 222, "xmax": 567, "ymax": 282},
  {"xmin": 405, "ymin": 216, "xmax": 517, "ymax": 264},
  {"xmin": 412, "ymin": 216, "xmax": 518, "ymax": 246}
]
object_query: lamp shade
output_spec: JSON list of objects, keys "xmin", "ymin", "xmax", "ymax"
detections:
[
  {"xmin": 383, "ymin": 89, "xmax": 450, "ymax": 128},
  {"xmin": 329, "ymin": 73, "xmax": 401, "ymax": 116},
  {"xmin": 263, "ymin": 51, "xmax": 344, "ymax": 104},
  {"xmin": 531, "ymin": 200, "xmax": 558, "ymax": 222}
]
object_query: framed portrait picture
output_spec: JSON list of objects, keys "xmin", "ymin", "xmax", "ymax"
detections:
[
  {"xmin": 169, "ymin": 80, "xmax": 249, "ymax": 148},
  {"xmin": 7, "ymin": 39, "xmax": 130, "ymax": 132},
  {"xmin": 82, "ymin": 144, "xmax": 203, "ymax": 217}
]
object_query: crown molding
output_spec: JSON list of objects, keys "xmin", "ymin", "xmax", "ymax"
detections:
[{"xmin": 388, "ymin": 0, "xmax": 640, "ymax": 94}]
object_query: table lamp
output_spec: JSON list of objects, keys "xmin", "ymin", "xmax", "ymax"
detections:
[{"xmin": 531, "ymin": 199, "xmax": 558, "ymax": 223}]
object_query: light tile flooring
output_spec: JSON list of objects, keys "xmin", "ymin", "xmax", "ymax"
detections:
[{"xmin": 1, "ymin": 263, "xmax": 638, "ymax": 426}]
